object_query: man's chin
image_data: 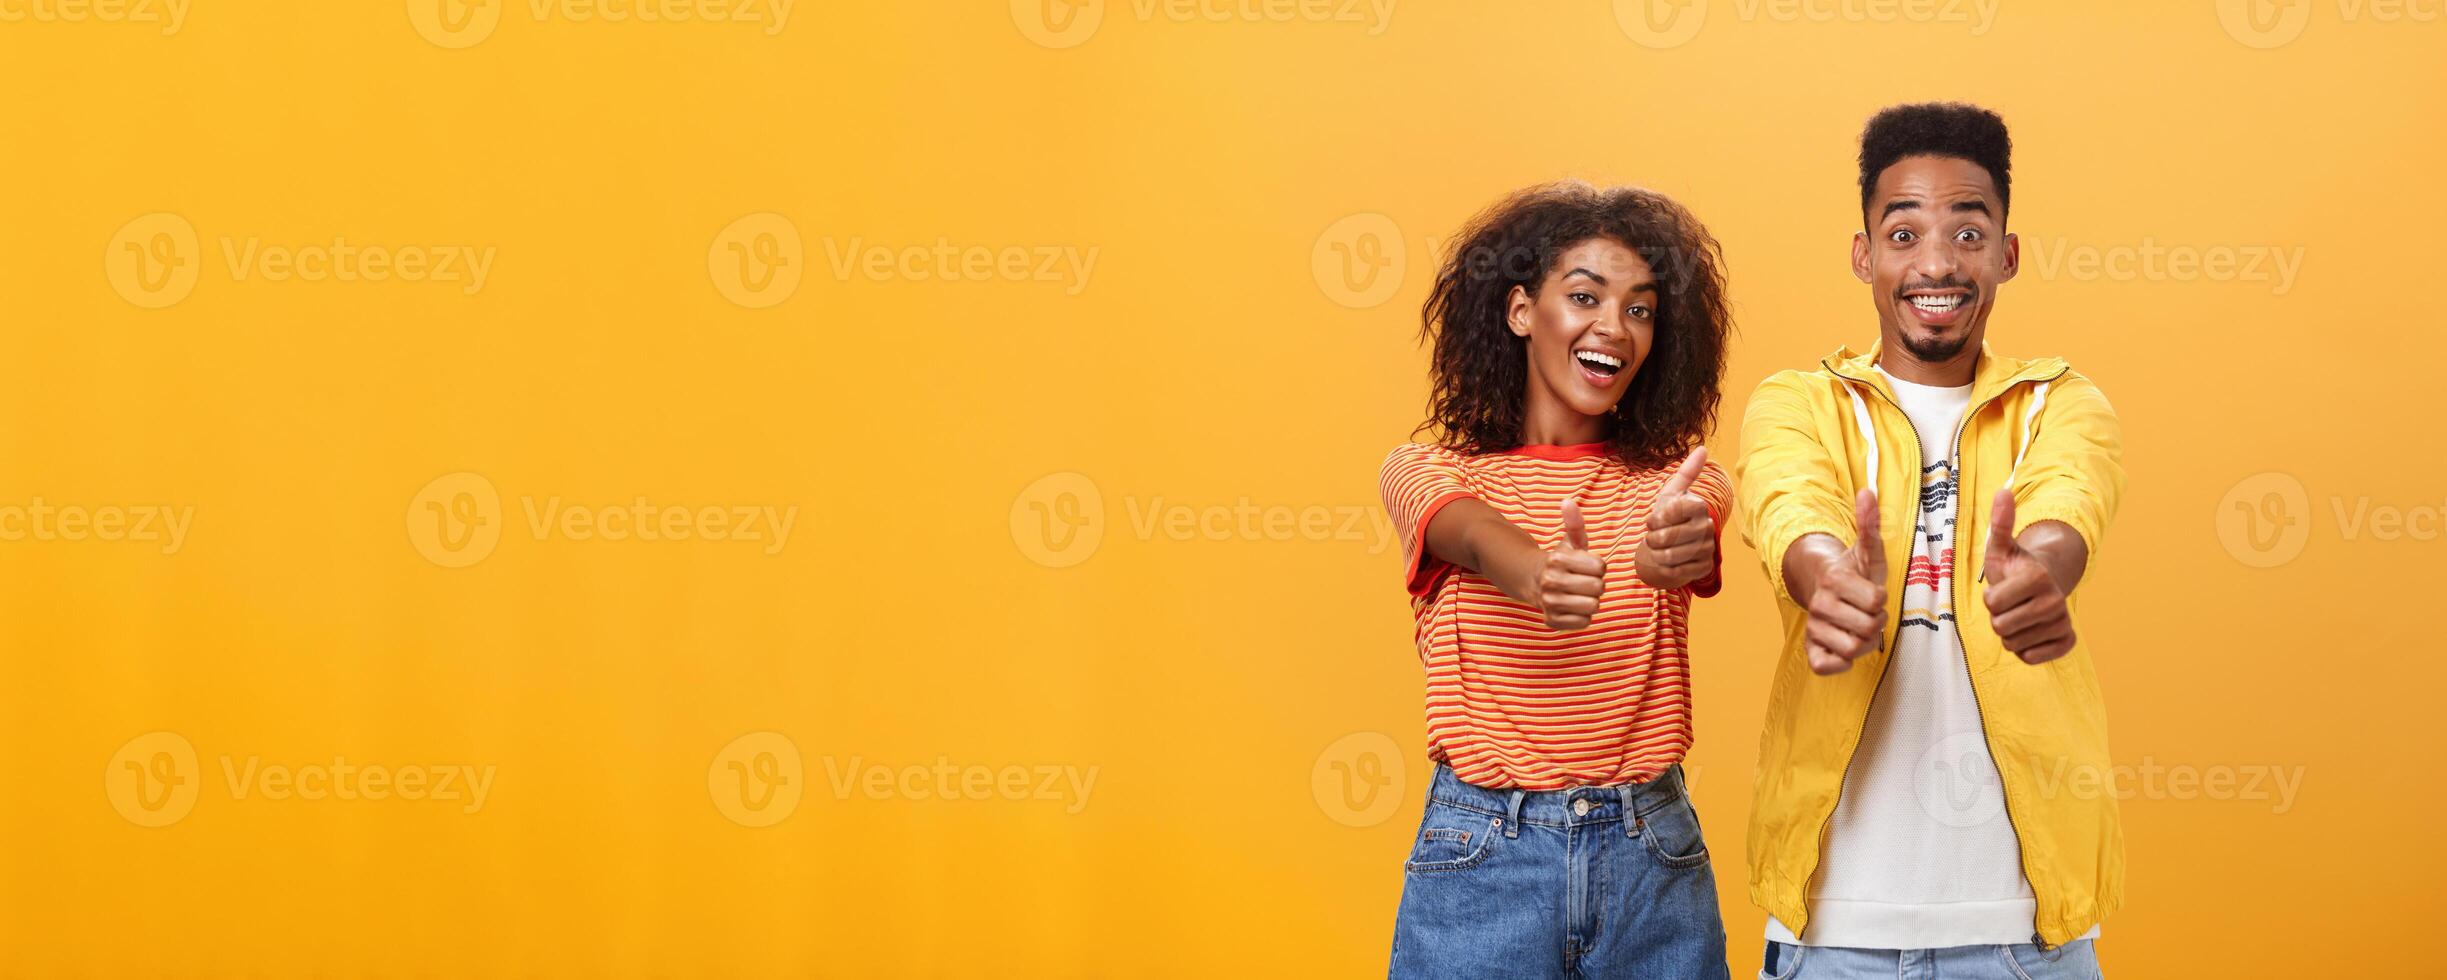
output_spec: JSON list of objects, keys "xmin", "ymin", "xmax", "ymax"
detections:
[{"xmin": 1897, "ymin": 328, "xmax": 1971, "ymax": 364}]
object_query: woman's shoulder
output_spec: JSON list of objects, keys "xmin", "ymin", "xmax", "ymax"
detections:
[{"xmin": 1381, "ymin": 441, "xmax": 1469, "ymax": 471}]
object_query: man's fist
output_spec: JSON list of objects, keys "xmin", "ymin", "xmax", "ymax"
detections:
[
  {"xmin": 1982, "ymin": 489, "xmax": 2076, "ymax": 665},
  {"xmin": 1804, "ymin": 489, "xmax": 1890, "ymax": 675},
  {"xmin": 1636, "ymin": 447, "xmax": 1718, "ymax": 592},
  {"xmin": 1537, "ymin": 498, "xmax": 1606, "ymax": 632}
]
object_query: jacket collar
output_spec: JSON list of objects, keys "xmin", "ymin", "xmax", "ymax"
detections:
[{"xmin": 1821, "ymin": 339, "xmax": 2068, "ymax": 407}]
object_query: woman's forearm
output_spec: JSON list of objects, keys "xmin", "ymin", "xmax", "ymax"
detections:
[{"xmin": 1425, "ymin": 497, "xmax": 1545, "ymax": 605}]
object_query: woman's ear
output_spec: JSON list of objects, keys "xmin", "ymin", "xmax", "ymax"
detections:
[{"xmin": 1506, "ymin": 285, "xmax": 1533, "ymax": 338}]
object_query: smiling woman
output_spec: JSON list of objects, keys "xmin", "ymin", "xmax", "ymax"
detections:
[{"xmin": 1377, "ymin": 181, "xmax": 1739, "ymax": 979}]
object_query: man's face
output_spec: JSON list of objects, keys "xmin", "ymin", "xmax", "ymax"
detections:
[{"xmin": 1853, "ymin": 154, "xmax": 2018, "ymax": 365}]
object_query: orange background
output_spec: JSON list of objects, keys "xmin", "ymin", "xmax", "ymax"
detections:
[{"xmin": 1, "ymin": 1, "xmax": 2440, "ymax": 976}]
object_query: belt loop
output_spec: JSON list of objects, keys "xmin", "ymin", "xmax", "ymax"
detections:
[
  {"xmin": 1623, "ymin": 781, "xmax": 1640, "ymax": 839},
  {"xmin": 1503, "ymin": 790, "xmax": 1525, "ymax": 839}
]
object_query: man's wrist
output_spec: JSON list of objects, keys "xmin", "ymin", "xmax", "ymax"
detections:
[
  {"xmin": 1782, "ymin": 533, "xmax": 1846, "ymax": 605},
  {"xmin": 2014, "ymin": 519, "xmax": 2090, "ymax": 594}
]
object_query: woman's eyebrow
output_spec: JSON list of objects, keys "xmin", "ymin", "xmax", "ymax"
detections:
[{"xmin": 1562, "ymin": 267, "xmax": 1609, "ymax": 285}]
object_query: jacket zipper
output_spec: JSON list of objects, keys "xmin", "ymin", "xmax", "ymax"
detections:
[
  {"xmin": 1794, "ymin": 367, "xmax": 1917, "ymax": 938},
  {"xmin": 1802, "ymin": 360, "xmax": 2068, "ymax": 945},
  {"xmin": 1949, "ymin": 364, "xmax": 2068, "ymax": 951}
]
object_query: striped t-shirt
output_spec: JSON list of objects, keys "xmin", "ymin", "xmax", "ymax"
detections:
[{"xmin": 1380, "ymin": 441, "xmax": 1731, "ymax": 790}]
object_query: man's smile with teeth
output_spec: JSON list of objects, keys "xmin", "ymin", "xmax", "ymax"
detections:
[
  {"xmin": 1574, "ymin": 349, "xmax": 1624, "ymax": 377},
  {"xmin": 1907, "ymin": 293, "xmax": 1969, "ymax": 313}
]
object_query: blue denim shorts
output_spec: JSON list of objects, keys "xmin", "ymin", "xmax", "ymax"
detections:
[{"xmin": 1388, "ymin": 763, "xmax": 1730, "ymax": 980}]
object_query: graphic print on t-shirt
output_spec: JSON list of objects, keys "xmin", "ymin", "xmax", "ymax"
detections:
[{"xmin": 1900, "ymin": 460, "xmax": 1957, "ymax": 634}]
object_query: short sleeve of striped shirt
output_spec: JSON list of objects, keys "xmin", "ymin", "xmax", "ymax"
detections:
[
  {"xmin": 1379, "ymin": 443, "xmax": 1479, "ymax": 597},
  {"xmin": 1686, "ymin": 462, "xmax": 1734, "ymax": 598}
]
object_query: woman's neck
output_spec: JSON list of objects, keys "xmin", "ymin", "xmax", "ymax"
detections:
[{"xmin": 1519, "ymin": 395, "xmax": 1606, "ymax": 447}]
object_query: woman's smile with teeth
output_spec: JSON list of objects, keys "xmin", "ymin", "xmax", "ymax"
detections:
[{"xmin": 1574, "ymin": 350, "xmax": 1624, "ymax": 377}]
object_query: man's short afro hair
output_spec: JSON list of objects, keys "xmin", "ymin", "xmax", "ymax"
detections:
[{"xmin": 1858, "ymin": 102, "xmax": 2012, "ymax": 225}]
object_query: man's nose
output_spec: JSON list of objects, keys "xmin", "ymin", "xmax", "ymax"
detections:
[{"xmin": 1911, "ymin": 239, "xmax": 1964, "ymax": 282}]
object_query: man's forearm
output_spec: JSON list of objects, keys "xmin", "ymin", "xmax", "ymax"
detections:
[{"xmin": 2010, "ymin": 519, "xmax": 2090, "ymax": 594}]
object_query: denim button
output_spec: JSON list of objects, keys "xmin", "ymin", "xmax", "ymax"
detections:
[{"xmin": 1572, "ymin": 799, "xmax": 1593, "ymax": 816}]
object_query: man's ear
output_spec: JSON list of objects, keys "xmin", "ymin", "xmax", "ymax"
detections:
[
  {"xmin": 2000, "ymin": 231, "xmax": 2020, "ymax": 284},
  {"xmin": 1507, "ymin": 285, "xmax": 1534, "ymax": 338},
  {"xmin": 1851, "ymin": 231, "xmax": 1872, "ymax": 284}
]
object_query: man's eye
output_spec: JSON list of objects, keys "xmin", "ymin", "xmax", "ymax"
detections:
[
  {"xmin": 1956, "ymin": 228, "xmax": 1983, "ymax": 243},
  {"xmin": 1889, "ymin": 229, "xmax": 1915, "ymax": 244}
]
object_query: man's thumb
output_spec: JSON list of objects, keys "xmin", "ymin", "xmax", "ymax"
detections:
[
  {"xmin": 1561, "ymin": 498, "xmax": 1589, "ymax": 551},
  {"xmin": 1852, "ymin": 488, "xmax": 1886, "ymax": 579},
  {"xmin": 1984, "ymin": 488, "xmax": 2019, "ymax": 580}
]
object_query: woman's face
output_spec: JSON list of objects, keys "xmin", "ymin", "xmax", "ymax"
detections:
[{"xmin": 1508, "ymin": 237, "xmax": 1658, "ymax": 430}]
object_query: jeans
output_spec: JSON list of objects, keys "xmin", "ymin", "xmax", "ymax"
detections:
[
  {"xmin": 1759, "ymin": 940, "xmax": 2102, "ymax": 979},
  {"xmin": 1388, "ymin": 763, "xmax": 1730, "ymax": 980}
]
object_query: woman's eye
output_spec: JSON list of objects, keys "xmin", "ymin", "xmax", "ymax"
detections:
[
  {"xmin": 1889, "ymin": 229, "xmax": 1915, "ymax": 244},
  {"xmin": 1569, "ymin": 292, "xmax": 1597, "ymax": 306},
  {"xmin": 1627, "ymin": 305, "xmax": 1652, "ymax": 320}
]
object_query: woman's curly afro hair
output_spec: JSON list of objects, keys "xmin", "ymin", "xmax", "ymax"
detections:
[{"xmin": 1414, "ymin": 181, "xmax": 1731, "ymax": 469}]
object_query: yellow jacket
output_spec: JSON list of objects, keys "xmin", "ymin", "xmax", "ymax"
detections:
[{"xmin": 1735, "ymin": 341, "xmax": 2125, "ymax": 948}]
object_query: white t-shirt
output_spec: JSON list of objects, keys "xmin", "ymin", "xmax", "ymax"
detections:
[{"xmin": 1768, "ymin": 368, "xmax": 2090, "ymax": 949}]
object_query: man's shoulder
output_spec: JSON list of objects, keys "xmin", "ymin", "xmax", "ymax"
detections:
[{"xmin": 1744, "ymin": 364, "xmax": 1850, "ymax": 414}]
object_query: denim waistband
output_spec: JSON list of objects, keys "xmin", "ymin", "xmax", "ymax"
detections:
[{"xmin": 1426, "ymin": 763, "xmax": 1690, "ymax": 837}]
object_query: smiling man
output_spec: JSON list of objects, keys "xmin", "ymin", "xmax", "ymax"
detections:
[{"xmin": 1734, "ymin": 103, "xmax": 2127, "ymax": 978}]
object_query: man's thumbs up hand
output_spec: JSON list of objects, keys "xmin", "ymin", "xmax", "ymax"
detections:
[
  {"xmin": 1636, "ymin": 447, "xmax": 1718, "ymax": 592},
  {"xmin": 1981, "ymin": 489, "xmax": 2076, "ymax": 665},
  {"xmin": 1803, "ymin": 489, "xmax": 1890, "ymax": 675}
]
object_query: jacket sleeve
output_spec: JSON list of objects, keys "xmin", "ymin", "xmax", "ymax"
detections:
[
  {"xmin": 1736, "ymin": 372, "xmax": 1857, "ymax": 604},
  {"xmin": 2007, "ymin": 373, "xmax": 2126, "ymax": 558}
]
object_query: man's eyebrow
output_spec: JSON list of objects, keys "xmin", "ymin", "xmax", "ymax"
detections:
[
  {"xmin": 1880, "ymin": 198, "xmax": 1922, "ymax": 220},
  {"xmin": 1951, "ymin": 198, "xmax": 1993, "ymax": 216}
]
